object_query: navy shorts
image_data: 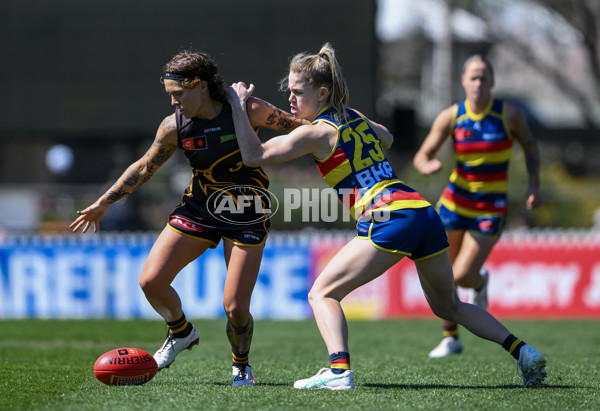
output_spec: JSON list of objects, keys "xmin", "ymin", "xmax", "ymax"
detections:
[
  {"xmin": 357, "ymin": 206, "xmax": 449, "ymax": 261},
  {"xmin": 437, "ymin": 204, "xmax": 506, "ymax": 237}
]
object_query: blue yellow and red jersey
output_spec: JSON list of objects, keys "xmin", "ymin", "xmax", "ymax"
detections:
[{"xmin": 440, "ymin": 98, "xmax": 513, "ymax": 219}]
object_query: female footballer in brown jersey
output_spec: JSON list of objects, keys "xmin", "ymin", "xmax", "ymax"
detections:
[{"xmin": 70, "ymin": 50, "xmax": 306, "ymax": 386}]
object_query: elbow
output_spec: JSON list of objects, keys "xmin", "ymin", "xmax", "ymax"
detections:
[
  {"xmin": 244, "ymin": 159, "xmax": 262, "ymax": 168},
  {"xmin": 381, "ymin": 133, "xmax": 393, "ymax": 150},
  {"xmin": 241, "ymin": 153, "xmax": 265, "ymax": 168}
]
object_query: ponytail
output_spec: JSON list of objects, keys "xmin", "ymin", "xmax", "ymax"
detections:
[{"xmin": 281, "ymin": 42, "xmax": 350, "ymax": 122}]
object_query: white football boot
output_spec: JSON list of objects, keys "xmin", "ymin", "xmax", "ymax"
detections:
[
  {"xmin": 153, "ymin": 325, "xmax": 199, "ymax": 370},
  {"xmin": 428, "ymin": 336, "xmax": 463, "ymax": 358},
  {"xmin": 471, "ymin": 268, "xmax": 489, "ymax": 309},
  {"xmin": 517, "ymin": 345, "xmax": 547, "ymax": 388},
  {"xmin": 232, "ymin": 364, "xmax": 256, "ymax": 386},
  {"xmin": 293, "ymin": 368, "xmax": 355, "ymax": 390}
]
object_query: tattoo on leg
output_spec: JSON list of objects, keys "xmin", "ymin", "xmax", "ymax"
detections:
[{"xmin": 226, "ymin": 316, "xmax": 254, "ymax": 355}]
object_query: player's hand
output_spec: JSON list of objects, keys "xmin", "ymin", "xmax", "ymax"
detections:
[
  {"xmin": 69, "ymin": 202, "xmax": 109, "ymax": 233},
  {"xmin": 526, "ymin": 188, "xmax": 543, "ymax": 210},
  {"xmin": 226, "ymin": 82, "xmax": 255, "ymax": 109},
  {"xmin": 417, "ymin": 159, "xmax": 443, "ymax": 175}
]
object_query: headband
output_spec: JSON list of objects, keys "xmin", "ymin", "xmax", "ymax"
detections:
[{"xmin": 163, "ymin": 72, "xmax": 191, "ymax": 81}]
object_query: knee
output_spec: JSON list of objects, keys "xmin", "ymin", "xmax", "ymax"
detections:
[
  {"xmin": 308, "ymin": 285, "xmax": 331, "ymax": 307},
  {"xmin": 307, "ymin": 289, "xmax": 319, "ymax": 307},
  {"xmin": 452, "ymin": 267, "xmax": 468, "ymax": 284},
  {"xmin": 429, "ymin": 300, "xmax": 460, "ymax": 322},
  {"xmin": 307, "ymin": 287, "xmax": 341, "ymax": 308},
  {"xmin": 139, "ymin": 275, "xmax": 160, "ymax": 297},
  {"xmin": 453, "ymin": 268, "xmax": 480, "ymax": 288},
  {"xmin": 223, "ymin": 300, "xmax": 249, "ymax": 323}
]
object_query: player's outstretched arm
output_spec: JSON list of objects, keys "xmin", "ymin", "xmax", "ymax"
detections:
[{"xmin": 70, "ymin": 115, "xmax": 178, "ymax": 233}]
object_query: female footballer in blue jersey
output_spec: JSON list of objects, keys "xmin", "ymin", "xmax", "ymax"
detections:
[
  {"xmin": 70, "ymin": 50, "xmax": 306, "ymax": 386},
  {"xmin": 413, "ymin": 55, "xmax": 542, "ymax": 358},
  {"xmin": 227, "ymin": 43, "xmax": 546, "ymax": 389}
]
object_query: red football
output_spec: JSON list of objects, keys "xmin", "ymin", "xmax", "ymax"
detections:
[{"xmin": 93, "ymin": 347, "xmax": 158, "ymax": 386}]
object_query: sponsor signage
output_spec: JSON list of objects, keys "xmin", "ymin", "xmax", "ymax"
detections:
[
  {"xmin": 314, "ymin": 237, "xmax": 600, "ymax": 319},
  {"xmin": 0, "ymin": 233, "xmax": 598, "ymax": 319},
  {"xmin": 0, "ymin": 237, "xmax": 310, "ymax": 319}
]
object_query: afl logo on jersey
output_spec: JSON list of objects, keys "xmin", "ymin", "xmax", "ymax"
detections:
[
  {"xmin": 453, "ymin": 128, "xmax": 472, "ymax": 141},
  {"xmin": 206, "ymin": 185, "xmax": 279, "ymax": 225},
  {"xmin": 182, "ymin": 136, "xmax": 208, "ymax": 150}
]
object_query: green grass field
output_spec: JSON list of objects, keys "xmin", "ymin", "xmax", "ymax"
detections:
[{"xmin": 0, "ymin": 319, "xmax": 598, "ymax": 410}]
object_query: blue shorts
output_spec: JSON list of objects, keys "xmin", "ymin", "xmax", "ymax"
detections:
[
  {"xmin": 437, "ymin": 204, "xmax": 506, "ymax": 237},
  {"xmin": 357, "ymin": 206, "xmax": 449, "ymax": 261}
]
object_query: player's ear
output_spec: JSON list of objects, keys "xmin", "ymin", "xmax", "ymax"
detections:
[
  {"xmin": 318, "ymin": 86, "xmax": 329, "ymax": 102},
  {"xmin": 190, "ymin": 78, "xmax": 206, "ymax": 90}
]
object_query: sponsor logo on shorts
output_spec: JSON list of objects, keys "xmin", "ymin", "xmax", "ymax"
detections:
[
  {"xmin": 479, "ymin": 219, "xmax": 495, "ymax": 233},
  {"xmin": 170, "ymin": 216, "xmax": 205, "ymax": 232},
  {"xmin": 242, "ymin": 232, "xmax": 261, "ymax": 241}
]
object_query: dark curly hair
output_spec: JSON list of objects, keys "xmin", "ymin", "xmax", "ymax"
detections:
[{"xmin": 161, "ymin": 50, "xmax": 227, "ymax": 103}]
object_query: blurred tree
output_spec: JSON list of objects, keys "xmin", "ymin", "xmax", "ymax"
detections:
[
  {"xmin": 378, "ymin": 0, "xmax": 600, "ymax": 228},
  {"xmin": 463, "ymin": 0, "xmax": 600, "ymax": 128}
]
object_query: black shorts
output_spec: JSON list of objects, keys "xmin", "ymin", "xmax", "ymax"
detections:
[{"xmin": 168, "ymin": 214, "xmax": 269, "ymax": 248}]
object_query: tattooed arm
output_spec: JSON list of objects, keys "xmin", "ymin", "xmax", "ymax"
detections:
[
  {"xmin": 70, "ymin": 115, "xmax": 178, "ymax": 233},
  {"xmin": 245, "ymin": 96, "xmax": 309, "ymax": 132},
  {"xmin": 227, "ymin": 82, "xmax": 335, "ymax": 167}
]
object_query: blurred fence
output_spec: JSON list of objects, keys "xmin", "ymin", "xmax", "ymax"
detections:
[{"xmin": 1, "ymin": 229, "xmax": 599, "ymax": 320}]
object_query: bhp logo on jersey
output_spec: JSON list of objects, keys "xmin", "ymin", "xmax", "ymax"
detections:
[{"xmin": 207, "ymin": 185, "xmax": 278, "ymax": 225}]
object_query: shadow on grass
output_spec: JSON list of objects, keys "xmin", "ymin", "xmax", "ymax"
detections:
[
  {"xmin": 206, "ymin": 382, "xmax": 293, "ymax": 387},
  {"xmin": 361, "ymin": 383, "xmax": 575, "ymax": 390},
  {"xmin": 181, "ymin": 381, "xmax": 576, "ymax": 389}
]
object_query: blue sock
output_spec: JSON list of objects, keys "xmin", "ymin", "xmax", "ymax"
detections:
[{"xmin": 330, "ymin": 352, "xmax": 350, "ymax": 375}]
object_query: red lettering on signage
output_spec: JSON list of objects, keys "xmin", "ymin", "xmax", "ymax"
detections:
[{"xmin": 311, "ymin": 238, "xmax": 600, "ymax": 319}]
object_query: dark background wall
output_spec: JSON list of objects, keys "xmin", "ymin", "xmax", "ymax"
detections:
[{"xmin": 0, "ymin": 0, "xmax": 377, "ymax": 183}]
